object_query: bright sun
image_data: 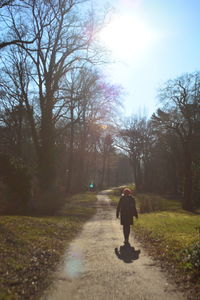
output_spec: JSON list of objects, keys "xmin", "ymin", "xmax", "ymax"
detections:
[{"xmin": 99, "ymin": 14, "xmax": 156, "ymax": 61}]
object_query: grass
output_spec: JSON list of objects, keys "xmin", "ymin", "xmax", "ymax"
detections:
[
  {"xmin": 109, "ymin": 185, "xmax": 200, "ymax": 296},
  {"xmin": 0, "ymin": 192, "xmax": 96, "ymax": 300},
  {"xmin": 133, "ymin": 192, "xmax": 200, "ymax": 298},
  {"xmin": 136, "ymin": 193, "xmax": 182, "ymax": 212},
  {"xmin": 134, "ymin": 211, "xmax": 199, "ymax": 250},
  {"xmin": 134, "ymin": 193, "xmax": 199, "ymax": 245}
]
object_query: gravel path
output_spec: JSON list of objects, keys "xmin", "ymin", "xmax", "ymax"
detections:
[{"xmin": 41, "ymin": 191, "xmax": 186, "ymax": 300}]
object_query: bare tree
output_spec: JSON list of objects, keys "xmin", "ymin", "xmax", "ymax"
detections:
[
  {"xmin": 0, "ymin": 1, "xmax": 40, "ymax": 49},
  {"xmin": 152, "ymin": 72, "xmax": 200, "ymax": 210},
  {"xmin": 119, "ymin": 116, "xmax": 153, "ymax": 191},
  {"xmin": 54, "ymin": 67, "xmax": 122, "ymax": 191},
  {"xmin": 0, "ymin": 46, "xmax": 40, "ymax": 163},
  {"xmin": 0, "ymin": 0, "xmax": 105, "ymax": 211},
  {"xmin": 56, "ymin": 67, "xmax": 101, "ymax": 191},
  {"xmin": 0, "ymin": 0, "xmax": 15, "ymax": 8}
]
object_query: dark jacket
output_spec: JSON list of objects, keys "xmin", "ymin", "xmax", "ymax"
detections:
[{"xmin": 116, "ymin": 195, "xmax": 138, "ymax": 225}]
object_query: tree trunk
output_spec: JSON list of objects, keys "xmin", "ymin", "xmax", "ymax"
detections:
[
  {"xmin": 106, "ymin": 153, "xmax": 110, "ymax": 187},
  {"xmin": 100, "ymin": 152, "xmax": 107, "ymax": 189},
  {"xmin": 66, "ymin": 106, "xmax": 74, "ymax": 192},
  {"xmin": 77, "ymin": 110, "xmax": 87, "ymax": 190},
  {"xmin": 77, "ymin": 144, "xmax": 86, "ymax": 190},
  {"xmin": 136, "ymin": 159, "xmax": 142, "ymax": 191},
  {"xmin": 39, "ymin": 103, "xmax": 56, "ymax": 192},
  {"xmin": 131, "ymin": 157, "xmax": 137, "ymax": 189},
  {"xmin": 183, "ymin": 144, "xmax": 193, "ymax": 211},
  {"xmin": 171, "ymin": 157, "xmax": 178, "ymax": 195}
]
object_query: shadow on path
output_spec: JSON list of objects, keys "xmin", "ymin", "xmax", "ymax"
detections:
[{"xmin": 114, "ymin": 244, "xmax": 141, "ymax": 263}]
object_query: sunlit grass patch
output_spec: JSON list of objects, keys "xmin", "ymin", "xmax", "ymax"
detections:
[
  {"xmin": 135, "ymin": 211, "xmax": 199, "ymax": 247},
  {"xmin": 0, "ymin": 192, "xmax": 97, "ymax": 300},
  {"xmin": 130, "ymin": 190, "xmax": 200, "ymax": 297},
  {"xmin": 60, "ymin": 192, "xmax": 96, "ymax": 218},
  {"xmin": 134, "ymin": 209, "xmax": 200, "ymax": 288}
]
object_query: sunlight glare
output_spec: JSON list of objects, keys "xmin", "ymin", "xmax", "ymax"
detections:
[{"xmin": 99, "ymin": 14, "xmax": 157, "ymax": 61}]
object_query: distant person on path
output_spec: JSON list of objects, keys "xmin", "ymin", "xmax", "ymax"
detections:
[
  {"xmin": 89, "ymin": 182, "xmax": 95, "ymax": 191},
  {"xmin": 116, "ymin": 188, "xmax": 138, "ymax": 245}
]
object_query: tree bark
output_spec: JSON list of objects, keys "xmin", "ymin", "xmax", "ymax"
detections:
[
  {"xmin": 66, "ymin": 105, "xmax": 74, "ymax": 192},
  {"xmin": 100, "ymin": 152, "xmax": 107, "ymax": 189},
  {"xmin": 39, "ymin": 101, "xmax": 56, "ymax": 192},
  {"xmin": 183, "ymin": 143, "xmax": 193, "ymax": 211}
]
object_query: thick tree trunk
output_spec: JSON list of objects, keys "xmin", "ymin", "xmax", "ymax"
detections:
[
  {"xmin": 171, "ymin": 158, "xmax": 178, "ymax": 195},
  {"xmin": 100, "ymin": 152, "xmax": 107, "ymax": 189},
  {"xmin": 131, "ymin": 157, "xmax": 138, "ymax": 190},
  {"xmin": 143, "ymin": 159, "xmax": 150, "ymax": 192},
  {"xmin": 183, "ymin": 144, "xmax": 193, "ymax": 211},
  {"xmin": 77, "ymin": 145, "xmax": 86, "ymax": 190},
  {"xmin": 77, "ymin": 112, "xmax": 87, "ymax": 190},
  {"xmin": 39, "ymin": 104, "xmax": 56, "ymax": 192},
  {"xmin": 136, "ymin": 159, "xmax": 142, "ymax": 191},
  {"xmin": 66, "ymin": 107, "xmax": 74, "ymax": 192},
  {"xmin": 106, "ymin": 154, "xmax": 110, "ymax": 187}
]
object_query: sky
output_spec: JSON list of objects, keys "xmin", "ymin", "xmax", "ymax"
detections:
[{"xmin": 92, "ymin": 0, "xmax": 200, "ymax": 117}]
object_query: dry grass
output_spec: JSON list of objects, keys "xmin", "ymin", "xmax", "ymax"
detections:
[
  {"xmin": 134, "ymin": 193, "xmax": 200, "ymax": 299},
  {"xmin": 0, "ymin": 192, "xmax": 96, "ymax": 300}
]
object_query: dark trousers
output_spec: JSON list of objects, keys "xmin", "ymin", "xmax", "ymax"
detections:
[{"xmin": 123, "ymin": 224, "xmax": 130, "ymax": 242}]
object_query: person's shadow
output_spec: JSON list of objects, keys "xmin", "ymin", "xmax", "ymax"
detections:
[{"xmin": 114, "ymin": 244, "xmax": 141, "ymax": 263}]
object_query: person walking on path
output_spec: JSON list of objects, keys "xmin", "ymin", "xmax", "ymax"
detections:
[{"xmin": 116, "ymin": 188, "xmax": 138, "ymax": 245}]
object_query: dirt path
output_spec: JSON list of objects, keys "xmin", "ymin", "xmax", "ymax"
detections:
[{"xmin": 41, "ymin": 191, "xmax": 186, "ymax": 300}]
